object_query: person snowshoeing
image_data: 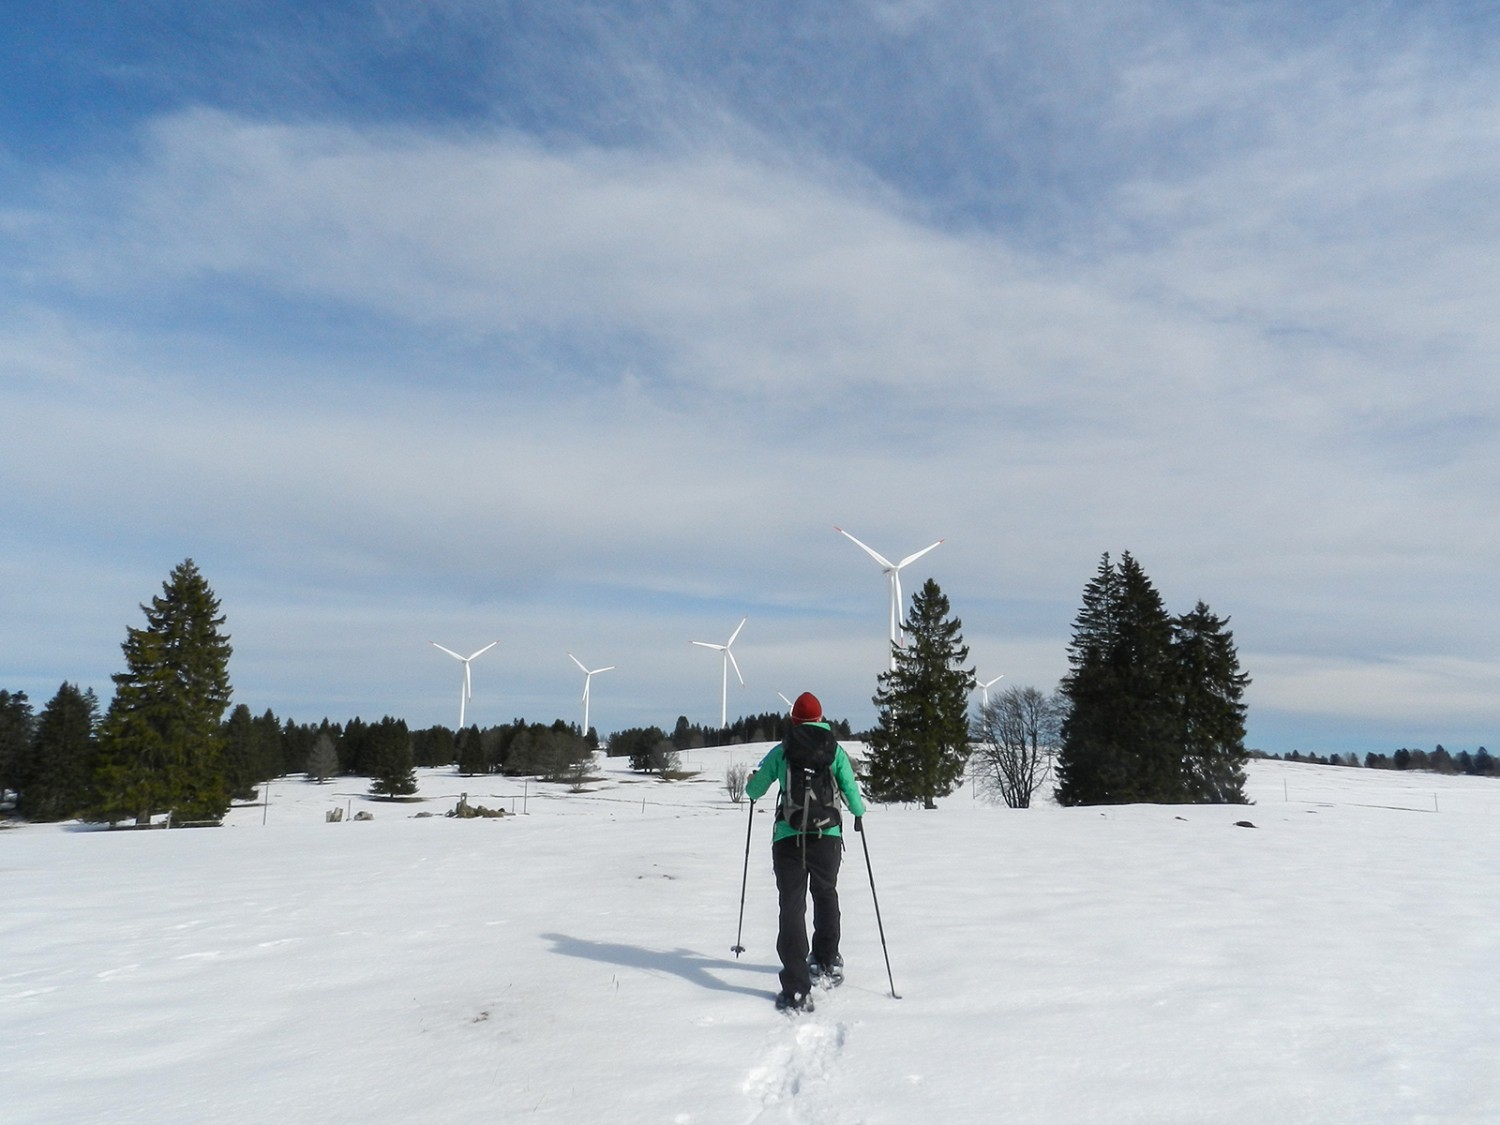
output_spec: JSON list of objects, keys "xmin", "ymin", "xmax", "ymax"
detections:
[{"xmin": 744, "ymin": 691, "xmax": 867, "ymax": 1013}]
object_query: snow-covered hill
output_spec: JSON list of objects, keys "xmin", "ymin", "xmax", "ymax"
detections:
[{"xmin": 4, "ymin": 752, "xmax": 1497, "ymax": 1123}]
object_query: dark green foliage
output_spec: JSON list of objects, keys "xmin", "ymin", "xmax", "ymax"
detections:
[
  {"xmin": 410, "ymin": 725, "xmax": 457, "ymax": 768},
  {"xmin": 19, "ymin": 683, "xmax": 99, "ymax": 821},
  {"xmin": 367, "ymin": 716, "xmax": 416, "ymax": 797},
  {"xmin": 1056, "ymin": 553, "xmax": 1250, "ymax": 807},
  {"xmin": 90, "ymin": 559, "xmax": 234, "ymax": 824},
  {"xmin": 280, "ymin": 718, "xmax": 339, "ymax": 779},
  {"xmin": 0, "ymin": 689, "xmax": 36, "ymax": 804},
  {"xmin": 455, "ymin": 725, "xmax": 487, "ymax": 775},
  {"xmin": 221, "ymin": 704, "xmax": 283, "ymax": 801},
  {"xmin": 659, "ymin": 711, "xmax": 849, "ymax": 751},
  {"xmin": 611, "ymin": 726, "xmax": 671, "ymax": 771},
  {"xmin": 1056, "ymin": 553, "xmax": 1178, "ymax": 805},
  {"xmin": 866, "ymin": 579, "xmax": 975, "ymax": 809},
  {"xmin": 1172, "ymin": 602, "xmax": 1250, "ymax": 804},
  {"xmin": 505, "ymin": 722, "xmax": 592, "ymax": 781}
]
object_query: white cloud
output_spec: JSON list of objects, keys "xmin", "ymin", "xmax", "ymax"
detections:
[{"xmin": 4, "ymin": 9, "xmax": 1500, "ymax": 749}]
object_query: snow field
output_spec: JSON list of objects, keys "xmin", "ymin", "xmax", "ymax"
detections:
[{"xmin": 3, "ymin": 753, "xmax": 1498, "ymax": 1123}]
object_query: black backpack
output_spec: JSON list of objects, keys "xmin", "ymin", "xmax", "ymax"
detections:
[{"xmin": 779, "ymin": 723, "xmax": 842, "ymax": 834}]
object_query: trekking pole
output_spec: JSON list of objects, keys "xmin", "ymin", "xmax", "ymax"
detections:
[
  {"xmin": 731, "ymin": 800, "xmax": 755, "ymax": 956},
  {"xmin": 860, "ymin": 825, "xmax": 901, "ymax": 998}
]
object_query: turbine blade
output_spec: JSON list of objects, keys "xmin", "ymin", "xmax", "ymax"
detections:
[
  {"xmin": 568, "ymin": 653, "xmax": 589, "ymax": 673},
  {"xmin": 896, "ymin": 539, "xmax": 945, "ymax": 569},
  {"xmin": 691, "ymin": 640, "xmax": 724, "ymax": 651},
  {"xmin": 727, "ymin": 617, "xmax": 747, "ymax": 646},
  {"xmin": 727, "ymin": 648, "xmax": 745, "ymax": 686},
  {"xmin": 468, "ymin": 641, "xmax": 499, "ymax": 660},
  {"xmin": 464, "ymin": 662, "xmax": 473, "ymax": 700},
  {"xmin": 835, "ymin": 525, "xmax": 895, "ymax": 569},
  {"xmin": 596, "ymin": 666, "xmax": 615, "ymax": 674},
  {"xmin": 431, "ymin": 642, "xmax": 464, "ymax": 661}
]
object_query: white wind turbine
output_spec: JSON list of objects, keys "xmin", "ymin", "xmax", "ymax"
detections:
[
  {"xmin": 835, "ymin": 525, "xmax": 945, "ymax": 667},
  {"xmin": 976, "ymin": 673, "xmax": 1005, "ymax": 709},
  {"xmin": 567, "ymin": 653, "xmax": 614, "ymax": 738},
  {"xmin": 692, "ymin": 617, "xmax": 747, "ymax": 729},
  {"xmin": 430, "ymin": 640, "xmax": 498, "ymax": 730}
]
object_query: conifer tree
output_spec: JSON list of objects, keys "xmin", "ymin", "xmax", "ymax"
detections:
[
  {"xmin": 866, "ymin": 578, "xmax": 975, "ymax": 809},
  {"xmin": 221, "ymin": 703, "xmax": 276, "ymax": 801},
  {"xmin": 1172, "ymin": 602, "xmax": 1250, "ymax": 803},
  {"xmin": 368, "ymin": 717, "xmax": 417, "ymax": 797},
  {"xmin": 1055, "ymin": 552, "xmax": 1177, "ymax": 805},
  {"xmin": 0, "ymin": 689, "xmax": 35, "ymax": 804},
  {"xmin": 91, "ymin": 559, "xmax": 234, "ymax": 824},
  {"xmin": 456, "ymin": 725, "xmax": 487, "ymax": 775},
  {"xmin": 1057, "ymin": 554, "xmax": 1252, "ymax": 806},
  {"xmin": 20, "ymin": 683, "xmax": 99, "ymax": 822}
]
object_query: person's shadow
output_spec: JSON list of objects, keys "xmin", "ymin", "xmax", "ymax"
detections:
[{"xmin": 540, "ymin": 932, "xmax": 776, "ymax": 998}]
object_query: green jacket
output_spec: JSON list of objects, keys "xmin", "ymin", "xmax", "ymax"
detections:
[{"xmin": 745, "ymin": 724, "xmax": 867, "ymax": 842}]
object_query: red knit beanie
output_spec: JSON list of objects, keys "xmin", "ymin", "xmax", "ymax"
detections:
[{"xmin": 790, "ymin": 692, "xmax": 823, "ymax": 724}]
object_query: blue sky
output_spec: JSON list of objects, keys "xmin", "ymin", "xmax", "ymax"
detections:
[{"xmin": 3, "ymin": 1, "xmax": 1498, "ymax": 754}]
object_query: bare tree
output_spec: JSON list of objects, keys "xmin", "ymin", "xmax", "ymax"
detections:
[
  {"xmin": 972, "ymin": 686, "xmax": 1062, "ymax": 808},
  {"xmin": 648, "ymin": 739, "xmax": 681, "ymax": 779},
  {"xmin": 725, "ymin": 761, "xmax": 750, "ymax": 803},
  {"xmin": 306, "ymin": 734, "xmax": 338, "ymax": 784}
]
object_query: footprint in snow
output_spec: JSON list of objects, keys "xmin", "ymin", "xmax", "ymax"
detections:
[{"xmin": 742, "ymin": 1016, "xmax": 849, "ymax": 1113}]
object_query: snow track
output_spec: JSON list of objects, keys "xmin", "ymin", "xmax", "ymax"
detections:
[{"xmin": 742, "ymin": 1005, "xmax": 853, "ymax": 1124}]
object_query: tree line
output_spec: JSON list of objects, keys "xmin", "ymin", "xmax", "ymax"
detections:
[
  {"xmin": 1255, "ymin": 746, "xmax": 1497, "ymax": 775},
  {"xmin": 13, "ymin": 549, "xmax": 1478, "ymax": 826},
  {"xmin": 0, "ymin": 559, "xmax": 870, "ymax": 824}
]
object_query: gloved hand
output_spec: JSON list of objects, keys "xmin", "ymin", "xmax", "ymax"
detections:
[{"xmin": 853, "ymin": 815, "xmax": 863, "ymax": 833}]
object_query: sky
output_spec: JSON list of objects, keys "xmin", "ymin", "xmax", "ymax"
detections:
[{"xmin": 3, "ymin": 1, "xmax": 1498, "ymax": 755}]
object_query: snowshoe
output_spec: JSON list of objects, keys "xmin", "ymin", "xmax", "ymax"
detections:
[
  {"xmin": 774, "ymin": 989, "xmax": 815, "ymax": 1014},
  {"xmin": 808, "ymin": 954, "xmax": 844, "ymax": 988}
]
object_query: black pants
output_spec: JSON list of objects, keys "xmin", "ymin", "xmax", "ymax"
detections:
[{"xmin": 772, "ymin": 833, "xmax": 842, "ymax": 996}]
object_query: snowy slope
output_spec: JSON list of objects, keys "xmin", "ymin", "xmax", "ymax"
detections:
[{"xmin": 4, "ymin": 752, "xmax": 1498, "ymax": 1123}]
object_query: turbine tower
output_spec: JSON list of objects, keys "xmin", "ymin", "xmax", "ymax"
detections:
[
  {"xmin": 567, "ymin": 653, "xmax": 614, "ymax": 738},
  {"xmin": 692, "ymin": 617, "xmax": 747, "ymax": 729},
  {"xmin": 834, "ymin": 525, "xmax": 945, "ymax": 668},
  {"xmin": 976, "ymin": 673, "xmax": 1005, "ymax": 709},
  {"xmin": 430, "ymin": 640, "xmax": 498, "ymax": 730}
]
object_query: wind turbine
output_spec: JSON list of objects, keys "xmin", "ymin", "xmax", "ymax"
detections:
[
  {"xmin": 430, "ymin": 640, "xmax": 498, "ymax": 730},
  {"xmin": 567, "ymin": 653, "xmax": 614, "ymax": 738},
  {"xmin": 976, "ymin": 673, "xmax": 1005, "ymax": 709},
  {"xmin": 692, "ymin": 618, "xmax": 747, "ymax": 729},
  {"xmin": 834, "ymin": 525, "xmax": 945, "ymax": 667}
]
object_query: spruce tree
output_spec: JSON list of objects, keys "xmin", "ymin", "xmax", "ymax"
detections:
[
  {"xmin": 456, "ymin": 725, "xmax": 487, "ymax": 775},
  {"xmin": 1172, "ymin": 602, "xmax": 1251, "ymax": 803},
  {"xmin": 866, "ymin": 578, "xmax": 974, "ymax": 809},
  {"xmin": 20, "ymin": 683, "xmax": 99, "ymax": 822},
  {"xmin": 0, "ymin": 689, "xmax": 35, "ymax": 805},
  {"xmin": 1055, "ymin": 552, "xmax": 1177, "ymax": 805},
  {"xmin": 91, "ymin": 559, "xmax": 234, "ymax": 824},
  {"xmin": 368, "ymin": 717, "xmax": 417, "ymax": 797},
  {"xmin": 221, "ymin": 703, "xmax": 262, "ymax": 802}
]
